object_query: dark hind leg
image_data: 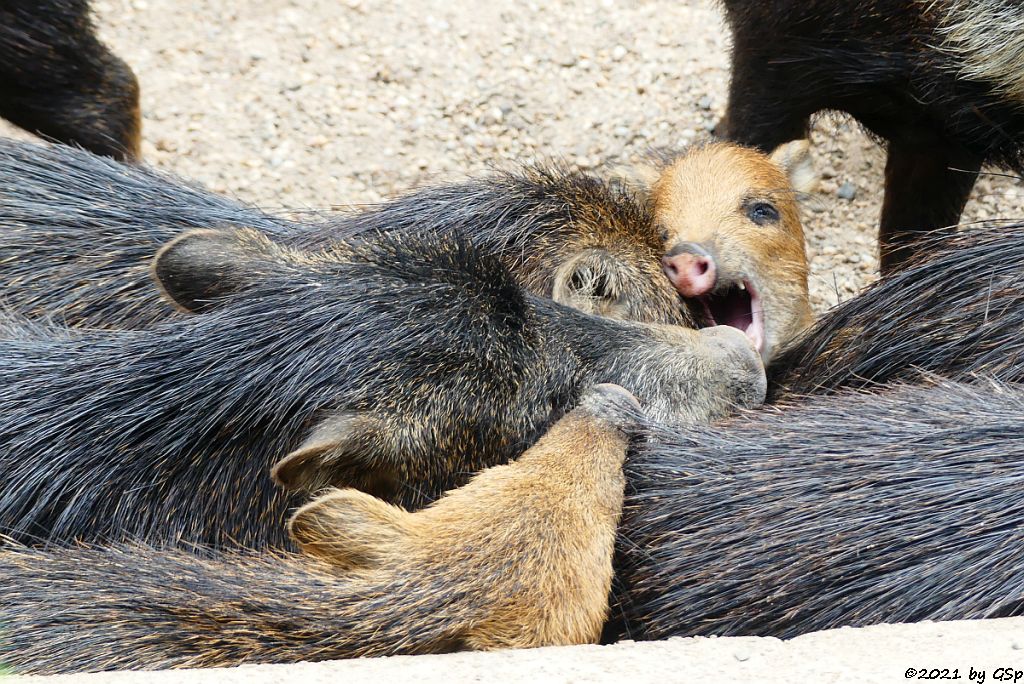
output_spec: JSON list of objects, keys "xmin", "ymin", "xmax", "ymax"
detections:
[
  {"xmin": 714, "ymin": 51, "xmax": 812, "ymax": 151},
  {"xmin": 879, "ymin": 145, "xmax": 980, "ymax": 273},
  {"xmin": 0, "ymin": 1, "xmax": 141, "ymax": 161}
]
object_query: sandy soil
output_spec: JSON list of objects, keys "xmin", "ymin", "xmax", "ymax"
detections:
[
  {"xmin": 3, "ymin": 0, "xmax": 1023, "ymax": 312},
  {"xmin": 10, "ymin": 617, "xmax": 1024, "ymax": 683}
]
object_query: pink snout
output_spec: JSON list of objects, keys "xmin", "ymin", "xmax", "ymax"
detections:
[{"xmin": 662, "ymin": 248, "xmax": 717, "ymax": 297}]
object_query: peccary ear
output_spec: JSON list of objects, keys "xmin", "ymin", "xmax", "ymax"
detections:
[
  {"xmin": 151, "ymin": 228, "xmax": 285, "ymax": 313},
  {"xmin": 769, "ymin": 139, "xmax": 818, "ymax": 194},
  {"xmin": 272, "ymin": 412, "xmax": 401, "ymax": 499},
  {"xmin": 288, "ymin": 488, "xmax": 413, "ymax": 569},
  {"xmin": 605, "ymin": 159, "xmax": 663, "ymax": 199},
  {"xmin": 552, "ymin": 249, "xmax": 629, "ymax": 319}
]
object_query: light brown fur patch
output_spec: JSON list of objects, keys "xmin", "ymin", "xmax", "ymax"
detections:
[
  {"xmin": 287, "ymin": 386, "xmax": 635, "ymax": 649},
  {"xmin": 651, "ymin": 140, "xmax": 815, "ymax": 361}
]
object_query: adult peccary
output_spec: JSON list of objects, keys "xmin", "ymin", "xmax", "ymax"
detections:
[
  {"xmin": 0, "ymin": 139, "xmax": 314, "ymax": 327},
  {"xmin": 4, "ymin": 379, "xmax": 1022, "ymax": 674},
  {"xmin": 0, "ymin": 227, "xmax": 764, "ymax": 549},
  {"xmin": 0, "ymin": 138, "xmax": 816, "ymax": 361},
  {"xmin": 0, "ymin": 138, "xmax": 689, "ymax": 330},
  {"xmin": 769, "ymin": 223, "xmax": 1024, "ymax": 399},
  {"xmin": 0, "ymin": 1, "xmax": 140, "ymax": 160},
  {"xmin": 606, "ymin": 378, "xmax": 1024, "ymax": 641},
  {"xmin": 716, "ymin": 0, "xmax": 1024, "ymax": 271},
  {"xmin": 0, "ymin": 385, "xmax": 643, "ymax": 674}
]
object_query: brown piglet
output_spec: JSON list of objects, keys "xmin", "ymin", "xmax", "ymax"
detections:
[{"xmin": 639, "ymin": 140, "xmax": 817, "ymax": 364}]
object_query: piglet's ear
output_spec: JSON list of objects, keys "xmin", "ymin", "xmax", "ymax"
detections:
[
  {"xmin": 606, "ymin": 160, "xmax": 663, "ymax": 200},
  {"xmin": 769, "ymin": 139, "xmax": 818, "ymax": 194},
  {"xmin": 288, "ymin": 488, "xmax": 413, "ymax": 570},
  {"xmin": 151, "ymin": 227, "xmax": 284, "ymax": 313}
]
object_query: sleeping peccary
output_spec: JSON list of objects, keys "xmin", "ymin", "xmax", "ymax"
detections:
[
  {"xmin": 770, "ymin": 222, "xmax": 1024, "ymax": 398},
  {"xmin": 0, "ymin": 138, "xmax": 687, "ymax": 329},
  {"xmin": 0, "ymin": 226, "xmax": 764, "ymax": 549},
  {"xmin": 609, "ymin": 377, "xmax": 1024, "ymax": 639},
  {"xmin": 2, "ymin": 378, "xmax": 1021, "ymax": 673},
  {"xmin": 0, "ymin": 384, "xmax": 644, "ymax": 674},
  {"xmin": 0, "ymin": 138, "xmax": 817, "ymax": 364}
]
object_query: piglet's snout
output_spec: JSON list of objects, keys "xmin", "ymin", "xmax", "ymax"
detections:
[{"xmin": 662, "ymin": 243, "xmax": 717, "ymax": 297}]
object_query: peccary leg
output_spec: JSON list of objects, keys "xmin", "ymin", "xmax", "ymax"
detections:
[
  {"xmin": 715, "ymin": 53, "xmax": 811, "ymax": 150},
  {"xmin": 879, "ymin": 146, "xmax": 980, "ymax": 273},
  {"xmin": 0, "ymin": 385, "xmax": 639, "ymax": 674},
  {"xmin": 0, "ymin": 2, "xmax": 141, "ymax": 161}
]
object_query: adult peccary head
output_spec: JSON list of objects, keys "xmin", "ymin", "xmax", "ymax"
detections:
[
  {"xmin": 154, "ymin": 227, "xmax": 764, "ymax": 498},
  {"xmin": 0, "ymin": 228, "xmax": 764, "ymax": 548}
]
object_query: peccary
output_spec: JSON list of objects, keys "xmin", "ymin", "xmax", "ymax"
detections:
[
  {"xmin": 716, "ymin": 0, "xmax": 1024, "ymax": 271},
  {"xmin": 0, "ymin": 138, "xmax": 689, "ymax": 329},
  {"xmin": 0, "ymin": 139, "xmax": 312, "ymax": 328},
  {"xmin": 607, "ymin": 378, "xmax": 1024, "ymax": 640},
  {"xmin": 0, "ymin": 0, "xmax": 140, "ymax": 160},
  {"xmin": 0, "ymin": 227, "xmax": 764, "ymax": 548},
  {"xmin": 770, "ymin": 222, "xmax": 1024, "ymax": 398},
  {"xmin": 622, "ymin": 139, "xmax": 817, "ymax": 363},
  {"xmin": 0, "ymin": 385, "xmax": 642, "ymax": 674},
  {"xmin": 4, "ymin": 379, "xmax": 1022, "ymax": 672},
  {"xmin": 0, "ymin": 137, "xmax": 814, "ymax": 350}
]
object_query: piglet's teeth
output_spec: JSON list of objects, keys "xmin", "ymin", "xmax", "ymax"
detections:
[{"xmin": 738, "ymin": 282, "xmax": 746, "ymax": 290}]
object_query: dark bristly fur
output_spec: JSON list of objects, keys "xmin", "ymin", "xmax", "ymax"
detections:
[
  {"xmin": 0, "ymin": 138, "xmax": 690, "ymax": 329},
  {"xmin": 716, "ymin": 0, "xmax": 1024, "ymax": 270},
  {"xmin": 0, "ymin": 386, "xmax": 641, "ymax": 674},
  {"xmin": 0, "ymin": 230, "xmax": 763, "ymax": 548},
  {"xmin": 330, "ymin": 163, "xmax": 691, "ymax": 325},
  {"xmin": 0, "ymin": 139, "xmax": 314, "ymax": 327},
  {"xmin": 770, "ymin": 223, "xmax": 1024, "ymax": 398},
  {"xmin": 0, "ymin": 0, "xmax": 140, "ymax": 160},
  {"xmin": 607, "ymin": 378, "xmax": 1024, "ymax": 641},
  {"xmin": 4, "ymin": 380, "xmax": 1021, "ymax": 674}
]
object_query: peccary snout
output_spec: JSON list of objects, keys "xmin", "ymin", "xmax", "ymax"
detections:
[{"xmin": 662, "ymin": 243, "xmax": 717, "ymax": 297}]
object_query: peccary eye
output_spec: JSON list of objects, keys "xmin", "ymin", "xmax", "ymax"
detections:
[{"xmin": 746, "ymin": 200, "xmax": 780, "ymax": 225}]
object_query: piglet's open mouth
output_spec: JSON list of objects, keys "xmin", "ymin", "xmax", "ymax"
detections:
[{"xmin": 694, "ymin": 280, "xmax": 765, "ymax": 357}]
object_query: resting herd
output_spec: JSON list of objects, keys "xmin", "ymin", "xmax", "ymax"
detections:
[{"xmin": 1, "ymin": 0, "xmax": 1023, "ymax": 675}]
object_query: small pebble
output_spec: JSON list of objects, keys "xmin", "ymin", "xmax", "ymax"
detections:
[{"xmin": 837, "ymin": 181, "xmax": 857, "ymax": 200}]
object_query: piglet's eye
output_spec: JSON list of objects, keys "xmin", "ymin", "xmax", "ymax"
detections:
[{"xmin": 746, "ymin": 201, "xmax": 780, "ymax": 225}]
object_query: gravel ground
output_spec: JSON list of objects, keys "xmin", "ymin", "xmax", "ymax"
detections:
[
  {"xmin": 3, "ymin": 0, "xmax": 1023, "ymax": 312},
  {"xmin": 10, "ymin": 617, "xmax": 1024, "ymax": 683}
]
